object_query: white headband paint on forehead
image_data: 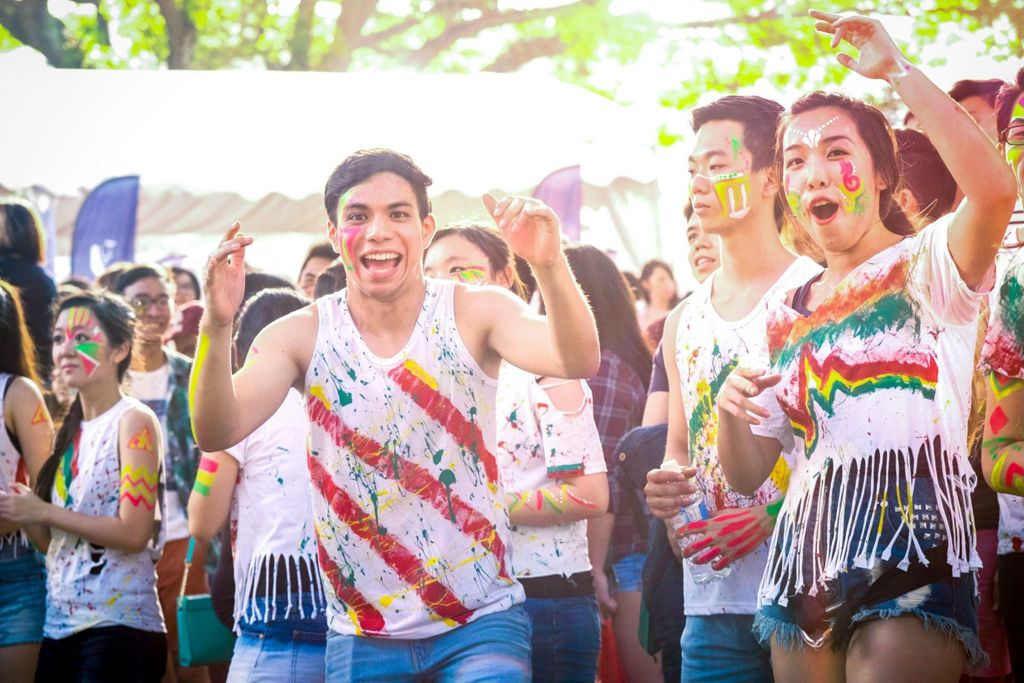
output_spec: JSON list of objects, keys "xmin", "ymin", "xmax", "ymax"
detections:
[{"xmin": 788, "ymin": 115, "xmax": 841, "ymax": 149}]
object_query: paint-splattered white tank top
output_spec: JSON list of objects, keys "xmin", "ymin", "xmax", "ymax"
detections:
[
  {"xmin": 0, "ymin": 373, "xmax": 30, "ymax": 551},
  {"xmin": 305, "ymin": 278, "xmax": 523, "ymax": 639},
  {"xmin": 45, "ymin": 396, "xmax": 165, "ymax": 639}
]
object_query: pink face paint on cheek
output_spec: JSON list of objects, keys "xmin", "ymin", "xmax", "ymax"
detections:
[
  {"xmin": 838, "ymin": 160, "xmax": 866, "ymax": 215},
  {"xmin": 340, "ymin": 226, "xmax": 361, "ymax": 272}
]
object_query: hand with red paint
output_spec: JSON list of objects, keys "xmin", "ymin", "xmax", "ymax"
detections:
[
  {"xmin": 483, "ymin": 194, "xmax": 562, "ymax": 269},
  {"xmin": 203, "ymin": 222, "xmax": 253, "ymax": 329},
  {"xmin": 679, "ymin": 503, "xmax": 774, "ymax": 570},
  {"xmin": 810, "ymin": 11, "xmax": 909, "ymax": 83},
  {"xmin": 0, "ymin": 482, "xmax": 49, "ymax": 525},
  {"xmin": 717, "ymin": 366, "xmax": 780, "ymax": 426}
]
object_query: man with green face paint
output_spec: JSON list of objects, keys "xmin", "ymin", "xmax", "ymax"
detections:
[
  {"xmin": 644, "ymin": 96, "xmax": 821, "ymax": 683},
  {"xmin": 980, "ymin": 67, "xmax": 1024, "ymax": 680}
]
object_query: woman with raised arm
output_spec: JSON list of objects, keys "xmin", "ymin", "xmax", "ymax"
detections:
[
  {"xmin": 187, "ymin": 287, "xmax": 328, "ymax": 683},
  {"xmin": 714, "ymin": 11, "xmax": 1018, "ymax": 682},
  {"xmin": 0, "ymin": 281, "xmax": 54, "ymax": 682},
  {"xmin": 425, "ymin": 224, "xmax": 609, "ymax": 683},
  {"xmin": 0, "ymin": 291, "xmax": 167, "ymax": 682}
]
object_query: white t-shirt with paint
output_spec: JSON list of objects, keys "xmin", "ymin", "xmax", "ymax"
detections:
[
  {"xmin": 753, "ymin": 215, "xmax": 989, "ymax": 604},
  {"xmin": 225, "ymin": 388, "xmax": 326, "ymax": 628},
  {"xmin": 496, "ymin": 364, "xmax": 606, "ymax": 578},
  {"xmin": 675, "ymin": 256, "xmax": 822, "ymax": 616},
  {"xmin": 45, "ymin": 397, "xmax": 165, "ymax": 638}
]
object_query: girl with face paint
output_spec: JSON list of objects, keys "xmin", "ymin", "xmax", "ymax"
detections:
[
  {"xmin": 976, "ymin": 67, "xmax": 1024, "ymax": 679},
  {"xmin": 714, "ymin": 11, "xmax": 1018, "ymax": 682},
  {"xmin": 425, "ymin": 224, "xmax": 610, "ymax": 683},
  {"xmin": 0, "ymin": 292, "xmax": 169, "ymax": 681}
]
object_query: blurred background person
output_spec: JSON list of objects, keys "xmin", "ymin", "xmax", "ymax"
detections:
[
  {"xmin": 894, "ymin": 129, "xmax": 959, "ymax": 224},
  {"xmin": 171, "ymin": 266, "xmax": 201, "ymax": 307},
  {"xmin": 0, "ymin": 197, "xmax": 56, "ymax": 382},
  {"xmin": 296, "ymin": 241, "xmax": 335, "ymax": 299},
  {"xmin": 638, "ymin": 259, "xmax": 681, "ymax": 333}
]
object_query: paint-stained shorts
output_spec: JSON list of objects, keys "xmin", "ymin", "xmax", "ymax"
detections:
[{"xmin": 754, "ymin": 459, "xmax": 984, "ymax": 667}]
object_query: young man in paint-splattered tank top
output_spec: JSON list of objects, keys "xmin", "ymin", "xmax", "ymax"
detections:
[{"xmin": 190, "ymin": 149, "xmax": 600, "ymax": 681}]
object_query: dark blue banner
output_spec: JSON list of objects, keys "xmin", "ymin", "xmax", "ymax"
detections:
[{"xmin": 71, "ymin": 175, "xmax": 140, "ymax": 280}]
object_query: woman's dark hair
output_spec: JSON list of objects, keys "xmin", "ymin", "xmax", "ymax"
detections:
[
  {"xmin": 639, "ymin": 259, "xmax": 681, "ymax": 308},
  {"xmin": 313, "ymin": 261, "xmax": 348, "ymax": 299},
  {"xmin": 171, "ymin": 266, "xmax": 201, "ymax": 299},
  {"xmin": 621, "ymin": 271, "xmax": 646, "ymax": 305},
  {"xmin": 325, "ymin": 148, "xmax": 433, "ymax": 225},
  {"xmin": 995, "ymin": 67, "xmax": 1024, "ymax": 144},
  {"xmin": 514, "ymin": 254, "xmax": 537, "ymax": 302},
  {"xmin": 234, "ymin": 288, "xmax": 310, "ymax": 370},
  {"xmin": 0, "ymin": 198, "xmax": 45, "ymax": 263},
  {"xmin": 429, "ymin": 224, "xmax": 527, "ymax": 301},
  {"xmin": 779, "ymin": 92, "xmax": 916, "ymax": 237},
  {"xmin": 0, "ymin": 281, "xmax": 40, "ymax": 387},
  {"xmin": 562, "ymin": 245, "xmax": 652, "ymax": 382},
  {"xmin": 111, "ymin": 264, "xmax": 173, "ymax": 295},
  {"xmin": 36, "ymin": 291, "xmax": 136, "ymax": 502},
  {"xmin": 894, "ymin": 129, "xmax": 958, "ymax": 224}
]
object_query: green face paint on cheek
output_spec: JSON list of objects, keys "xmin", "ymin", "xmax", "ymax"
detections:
[
  {"xmin": 1008, "ymin": 143, "xmax": 1023, "ymax": 173},
  {"xmin": 74, "ymin": 341, "xmax": 101, "ymax": 375},
  {"xmin": 456, "ymin": 267, "xmax": 487, "ymax": 285}
]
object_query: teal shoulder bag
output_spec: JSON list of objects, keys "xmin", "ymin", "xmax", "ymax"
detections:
[{"xmin": 176, "ymin": 537, "xmax": 236, "ymax": 667}]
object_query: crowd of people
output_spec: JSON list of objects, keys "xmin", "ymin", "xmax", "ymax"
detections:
[{"xmin": 0, "ymin": 11, "xmax": 1023, "ymax": 683}]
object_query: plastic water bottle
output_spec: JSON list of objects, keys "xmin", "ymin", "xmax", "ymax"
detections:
[{"xmin": 660, "ymin": 460, "xmax": 734, "ymax": 584}]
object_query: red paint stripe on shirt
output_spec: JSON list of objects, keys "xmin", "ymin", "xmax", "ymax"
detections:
[
  {"xmin": 387, "ymin": 365, "xmax": 499, "ymax": 486},
  {"xmin": 314, "ymin": 540, "xmax": 387, "ymax": 636},
  {"xmin": 307, "ymin": 452, "xmax": 475, "ymax": 626},
  {"xmin": 307, "ymin": 395, "xmax": 512, "ymax": 582}
]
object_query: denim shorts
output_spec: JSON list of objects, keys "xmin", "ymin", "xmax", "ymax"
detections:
[
  {"xmin": 0, "ymin": 541, "xmax": 46, "ymax": 647},
  {"xmin": 754, "ymin": 462, "xmax": 984, "ymax": 667},
  {"xmin": 611, "ymin": 551, "xmax": 646, "ymax": 594}
]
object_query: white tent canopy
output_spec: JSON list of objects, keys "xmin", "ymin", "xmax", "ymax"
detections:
[{"xmin": 1, "ymin": 50, "xmax": 676, "ymax": 274}]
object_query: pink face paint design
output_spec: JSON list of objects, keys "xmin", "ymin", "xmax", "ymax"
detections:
[
  {"xmin": 838, "ymin": 160, "xmax": 866, "ymax": 215},
  {"xmin": 336, "ymin": 189, "xmax": 360, "ymax": 273}
]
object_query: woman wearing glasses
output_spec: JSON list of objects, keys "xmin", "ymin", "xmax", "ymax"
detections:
[{"xmin": 112, "ymin": 264, "xmax": 212, "ymax": 683}]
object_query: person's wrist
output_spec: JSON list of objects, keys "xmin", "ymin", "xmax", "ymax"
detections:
[{"xmin": 882, "ymin": 54, "xmax": 912, "ymax": 87}]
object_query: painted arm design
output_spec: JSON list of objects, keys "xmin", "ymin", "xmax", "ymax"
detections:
[
  {"xmin": 984, "ymin": 373, "xmax": 1024, "ymax": 495},
  {"xmin": 505, "ymin": 483, "xmax": 601, "ymax": 526}
]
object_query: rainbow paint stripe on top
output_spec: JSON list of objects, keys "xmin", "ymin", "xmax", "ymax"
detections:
[
  {"xmin": 193, "ymin": 457, "xmax": 219, "ymax": 496},
  {"xmin": 456, "ymin": 268, "xmax": 487, "ymax": 285},
  {"xmin": 783, "ymin": 347, "xmax": 938, "ymax": 455}
]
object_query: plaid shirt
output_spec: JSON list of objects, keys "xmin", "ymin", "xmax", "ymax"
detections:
[{"xmin": 587, "ymin": 349, "xmax": 648, "ymax": 562}]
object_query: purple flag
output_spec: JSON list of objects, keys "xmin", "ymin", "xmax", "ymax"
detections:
[
  {"xmin": 532, "ymin": 166, "xmax": 581, "ymax": 241},
  {"xmin": 71, "ymin": 176, "xmax": 140, "ymax": 280}
]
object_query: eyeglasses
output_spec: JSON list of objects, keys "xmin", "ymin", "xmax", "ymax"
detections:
[{"xmin": 130, "ymin": 295, "xmax": 171, "ymax": 311}]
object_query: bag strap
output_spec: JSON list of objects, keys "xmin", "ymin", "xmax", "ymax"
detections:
[{"xmin": 179, "ymin": 537, "xmax": 196, "ymax": 600}]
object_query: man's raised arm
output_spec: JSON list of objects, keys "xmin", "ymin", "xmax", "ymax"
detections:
[
  {"xmin": 189, "ymin": 224, "xmax": 306, "ymax": 452},
  {"xmin": 482, "ymin": 195, "xmax": 600, "ymax": 379}
]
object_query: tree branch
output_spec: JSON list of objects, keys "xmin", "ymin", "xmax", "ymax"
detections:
[
  {"xmin": 352, "ymin": 15, "xmax": 421, "ymax": 48},
  {"xmin": 287, "ymin": 0, "xmax": 316, "ymax": 70},
  {"xmin": 320, "ymin": 0, "xmax": 376, "ymax": 71},
  {"xmin": 0, "ymin": 0, "xmax": 83, "ymax": 68},
  {"xmin": 406, "ymin": 0, "xmax": 595, "ymax": 69},
  {"xmin": 153, "ymin": 0, "xmax": 196, "ymax": 69},
  {"xmin": 484, "ymin": 36, "xmax": 566, "ymax": 72}
]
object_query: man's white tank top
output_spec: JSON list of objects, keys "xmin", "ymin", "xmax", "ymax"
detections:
[{"xmin": 305, "ymin": 278, "xmax": 523, "ymax": 639}]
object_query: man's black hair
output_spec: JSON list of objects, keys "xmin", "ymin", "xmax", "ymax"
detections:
[
  {"xmin": 324, "ymin": 149, "xmax": 433, "ymax": 226},
  {"xmin": 690, "ymin": 95, "xmax": 785, "ymax": 172},
  {"xmin": 948, "ymin": 78, "xmax": 1006, "ymax": 108}
]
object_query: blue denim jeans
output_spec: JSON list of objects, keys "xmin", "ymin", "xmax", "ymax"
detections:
[
  {"xmin": 0, "ymin": 541, "xmax": 45, "ymax": 646},
  {"xmin": 680, "ymin": 614, "xmax": 772, "ymax": 683},
  {"xmin": 325, "ymin": 604, "xmax": 532, "ymax": 682},
  {"xmin": 523, "ymin": 595, "xmax": 600, "ymax": 683},
  {"xmin": 227, "ymin": 593, "xmax": 327, "ymax": 683}
]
